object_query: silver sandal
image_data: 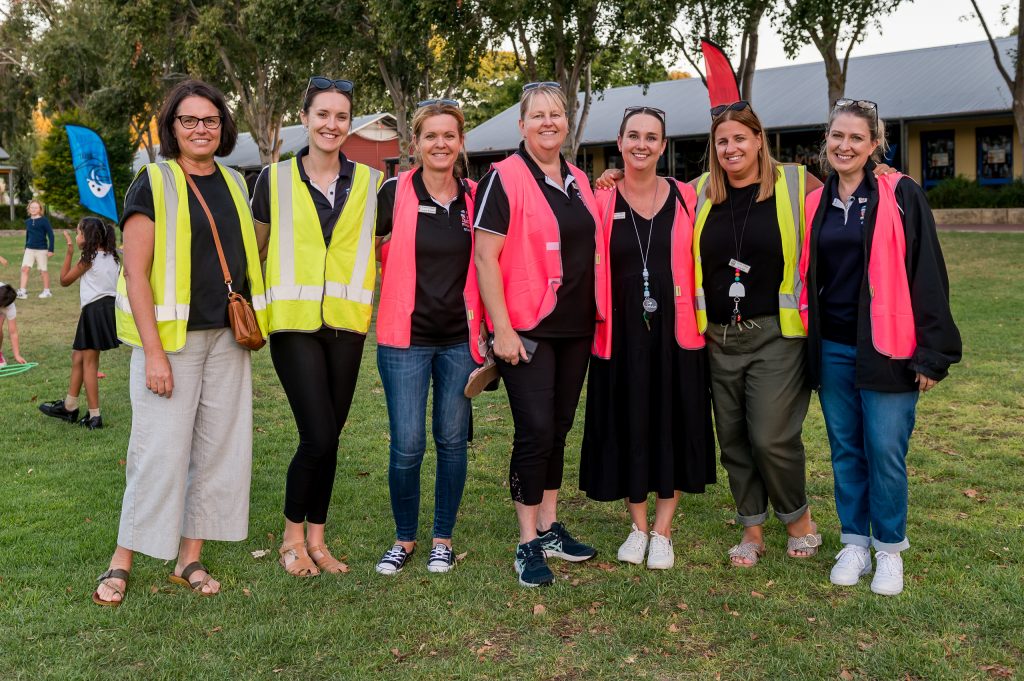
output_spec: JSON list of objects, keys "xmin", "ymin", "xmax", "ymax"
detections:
[
  {"xmin": 728, "ymin": 541, "xmax": 766, "ymax": 568},
  {"xmin": 787, "ymin": 532, "xmax": 823, "ymax": 558}
]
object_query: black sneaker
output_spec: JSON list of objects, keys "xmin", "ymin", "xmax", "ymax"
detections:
[
  {"xmin": 514, "ymin": 538, "xmax": 554, "ymax": 587},
  {"xmin": 537, "ymin": 522, "xmax": 597, "ymax": 562},
  {"xmin": 375, "ymin": 544, "xmax": 413, "ymax": 575},
  {"xmin": 78, "ymin": 414, "xmax": 103, "ymax": 430},
  {"xmin": 39, "ymin": 400, "xmax": 79, "ymax": 423},
  {"xmin": 426, "ymin": 543, "xmax": 456, "ymax": 574}
]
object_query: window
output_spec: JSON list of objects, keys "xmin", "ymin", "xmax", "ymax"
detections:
[
  {"xmin": 777, "ymin": 130, "xmax": 825, "ymax": 177},
  {"xmin": 921, "ymin": 130, "xmax": 955, "ymax": 188},
  {"xmin": 672, "ymin": 138, "xmax": 707, "ymax": 181},
  {"xmin": 976, "ymin": 126, "xmax": 1014, "ymax": 185}
]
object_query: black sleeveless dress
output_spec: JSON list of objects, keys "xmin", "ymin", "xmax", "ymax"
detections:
[{"xmin": 579, "ymin": 183, "xmax": 716, "ymax": 503}]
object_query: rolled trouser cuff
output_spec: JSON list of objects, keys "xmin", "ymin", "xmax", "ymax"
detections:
[
  {"xmin": 839, "ymin": 532, "xmax": 871, "ymax": 548},
  {"xmin": 736, "ymin": 510, "xmax": 768, "ymax": 527},
  {"xmin": 871, "ymin": 536, "xmax": 910, "ymax": 553},
  {"xmin": 775, "ymin": 503, "xmax": 808, "ymax": 525}
]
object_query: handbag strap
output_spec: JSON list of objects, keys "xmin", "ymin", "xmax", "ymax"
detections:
[{"xmin": 182, "ymin": 167, "xmax": 234, "ymax": 291}]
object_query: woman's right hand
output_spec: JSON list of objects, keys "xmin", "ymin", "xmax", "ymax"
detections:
[
  {"xmin": 594, "ymin": 168, "xmax": 624, "ymax": 189},
  {"xmin": 492, "ymin": 328, "xmax": 529, "ymax": 365},
  {"xmin": 145, "ymin": 350, "xmax": 174, "ymax": 398}
]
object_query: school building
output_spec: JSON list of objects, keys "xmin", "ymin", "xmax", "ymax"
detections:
[{"xmin": 463, "ymin": 36, "xmax": 1022, "ymax": 187}]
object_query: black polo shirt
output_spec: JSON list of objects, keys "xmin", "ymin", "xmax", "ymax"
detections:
[
  {"xmin": 473, "ymin": 143, "xmax": 596, "ymax": 338},
  {"xmin": 251, "ymin": 147, "xmax": 355, "ymax": 242},
  {"xmin": 699, "ymin": 182, "xmax": 784, "ymax": 325},
  {"xmin": 121, "ymin": 169, "xmax": 250, "ymax": 331},
  {"xmin": 817, "ymin": 175, "xmax": 870, "ymax": 346},
  {"xmin": 376, "ymin": 168, "xmax": 473, "ymax": 346}
]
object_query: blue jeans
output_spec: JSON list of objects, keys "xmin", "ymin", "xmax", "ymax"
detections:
[
  {"xmin": 378, "ymin": 343, "xmax": 476, "ymax": 542},
  {"xmin": 819, "ymin": 340, "xmax": 918, "ymax": 552}
]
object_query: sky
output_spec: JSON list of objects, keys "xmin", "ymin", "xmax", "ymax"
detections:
[{"xmin": 673, "ymin": 0, "xmax": 1016, "ymax": 72}]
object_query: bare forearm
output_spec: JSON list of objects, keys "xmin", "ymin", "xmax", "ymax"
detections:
[{"xmin": 474, "ymin": 252, "xmax": 512, "ymax": 333}]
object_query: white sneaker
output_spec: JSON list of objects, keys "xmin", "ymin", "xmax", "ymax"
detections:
[
  {"xmin": 16, "ymin": 288, "xmax": 27, "ymax": 299},
  {"xmin": 617, "ymin": 523, "xmax": 648, "ymax": 564},
  {"xmin": 646, "ymin": 530, "xmax": 674, "ymax": 570},
  {"xmin": 38, "ymin": 289, "xmax": 52, "ymax": 298},
  {"xmin": 871, "ymin": 551, "xmax": 904, "ymax": 596},
  {"xmin": 830, "ymin": 544, "xmax": 872, "ymax": 586}
]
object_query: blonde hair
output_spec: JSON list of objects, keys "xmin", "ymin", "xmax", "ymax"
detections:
[
  {"xmin": 706, "ymin": 107, "xmax": 778, "ymax": 205},
  {"xmin": 411, "ymin": 102, "xmax": 468, "ymax": 177},
  {"xmin": 817, "ymin": 102, "xmax": 889, "ymax": 173},
  {"xmin": 519, "ymin": 84, "xmax": 567, "ymax": 121}
]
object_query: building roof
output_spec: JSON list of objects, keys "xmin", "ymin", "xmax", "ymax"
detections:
[
  {"xmin": 465, "ymin": 37, "xmax": 1019, "ymax": 154},
  {"xmin": 133, "ymin": 113, "xmax": 397, "ymax": 172},
  {"xmin": 0, "ymin": 146, "xmax": 9, "ymax": 161}
]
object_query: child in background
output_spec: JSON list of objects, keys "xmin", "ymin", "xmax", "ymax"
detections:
[
  {"xmin": 0, "ymin": 283, "xmax": 27, "ymax": 367},
  {"xmin": 38, "ymin": 218, "xmax": 120, "ymax": 429},
  {"xmin": 18, "ymin": 200, "xmax": 55, "ymax": 299}
]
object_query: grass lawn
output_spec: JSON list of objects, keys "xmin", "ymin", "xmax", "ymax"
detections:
[{"xmin": 0, "ymin": 231, "xmax": 1021, "ymax": 680}]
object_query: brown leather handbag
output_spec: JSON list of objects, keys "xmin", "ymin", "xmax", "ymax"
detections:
[{"xmin": 183, "ymin": 171, "xmax": 266, "ymax": 351}]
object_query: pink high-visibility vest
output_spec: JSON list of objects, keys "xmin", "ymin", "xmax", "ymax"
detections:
[
  {"xmin": 799, "ymin": 173, "xmax": 916, "ymax": 359},
  {"xmin": 592, "ymin": 180, "xmax": 704, "ymax": 359},
  {"xmin": 377, "ymin": 170, "xmax": 485, "ymax": 363},
  {"xmin": 482, "ymin": 153, "xmax": 607, "ymax": 339}
]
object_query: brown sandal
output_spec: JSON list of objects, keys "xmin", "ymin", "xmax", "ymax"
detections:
[
  {"xmin": 307, "ymin": 544, "xmax": 349, "ymax": 574},
  {"xmin": 278, "ymin": 541, "xmax": 320, "ymax": 577},
  {"xmin": 168, "ymin": 561, "xmax": 218, "ymax": 596},
  {"xmin": 92, "ymin": 568, "xmax": 130, "ymax": 607}
]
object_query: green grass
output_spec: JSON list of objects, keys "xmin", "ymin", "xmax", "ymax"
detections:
[{"xmin": 1, "ymin": 232, "xmax": 1021, "ymax": 680}]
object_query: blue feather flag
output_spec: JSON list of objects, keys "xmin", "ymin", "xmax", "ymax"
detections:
[{"xmin": 65, "ymin": 125, "xmax": 118, "ymax": 222}]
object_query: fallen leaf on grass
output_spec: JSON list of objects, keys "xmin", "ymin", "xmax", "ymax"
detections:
[
  {"xmin": 390, "ymin": 648, "xmax": 411, "ymax": 661},
  {"xmin": 978, "ymin": 665, "xmax": 1015, "ymax": 678},
  {"xmin": 750, "ymin": 590, "xmax": 765, "ymax": 599},
  {"xmin": 624, "ymin": 656, "xmax": 637, "ymax": 664},
  {"xmin": 27, "ymin": 469, "xmax": 33, "ymax": 475},
  {"xmin": 641, "ymin": 607, "xmax": 650, "ymax": 618},
  {"xmin": 956, "ymin": 512, "xmax": 969, "ymax": 520},
  {"xmin": 667, "ymin": 623, "xmax": 679, "ymax": 633},
  {"xmin": 533, "ymin": 604, "xmax": 547, "ymax": 616},
  {"xmin": 963, "ymin": 489, "xmax": 978, "ymax": 498},
  {"xmin": 356, "ymin": 471, "xmax": 370, "ymax": 477},
  {"xmin": 840, "ymin": 670, "xmax": 854, "ymax": 680},
  {"xmin": 242, "ymin": 588, "xmax": 252, "ymax": 597},
  {"xmin": 765, "ymin": 580, "xmax": 775, "ymax": 587},
  {"xmin": 594, "ymin": 562, "xmax": 617, "ymax": 572},
  {"xmin": 724, "ymin": 519, "xmax": 737, "ymax": 525},
  {"xmin": 456, "ymin": 552, "xmax": 468, "ymax": 562},
  {"xmin": 588, "ymin": 602, "xmax": 602, "ymax": 614},
  {"xmin": 857, "ymin": 641, "xmax": 872, "ymax": 651},
  {"xmin": 750, "ymin": 633, "xmax": 759, "ymax": 641},
  {"xmin": 118, "ymin": 459, "xmax": 126, "ymax": 466},
  {"xmin": 676, "ymin": 602, "xmax": 689, "ymax": 611},
  {"xmin": 150, "ymin": 586, "xmax": 158, "ymax": 594},
  {"xmin": 207, "ymin": 626, "xmax": 222, "ymax": 636},
  {"xmin": 807, "ymin": 617, "xmax": 817, "ymax": 623},
  {"xmin": 84, "ymin": 517, "xmax": 92, "ymax": 523},
  {"xmin": 250, "ymin": 549, "xmax": 269, "ymax": 559}
]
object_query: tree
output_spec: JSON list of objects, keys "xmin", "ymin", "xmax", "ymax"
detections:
[
  {"xmin": 356, "ymin": 0, "xmax": 489, "ymax": 169},
  {"xmin": 969, "ymin": 0, "xmax": 1024, "ymax": 159},
  {"xmin": 0, "ymin": 2, "xmax": 39, "ymax": 201},
  {"xmin": 779, "ymin": 0, "xmax": 906, "ymax": 112},
  {"xmin": 458, "ymin": 50, "xmax": 525, "ymax": 130},
  {"xmin": 484, "ymin": 0, "xmax": 680, "ymax": 159},
  {"xmin": 671, "ymin": 0, "xmax": 772, "ymax": 100}
]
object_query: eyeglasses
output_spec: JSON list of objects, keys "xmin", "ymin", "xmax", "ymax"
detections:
[
  {"xmin": 522, "ymin": 81, "xmax": 560, "ymax": 92},
  {"xmin": 306, "ymin": 77, "xmax": 355, "ymax": 96},
  {"xmin": 417, "ymin": 98, "xmax": 461, "ymax": 108},
  {"xmin": 623, "ymin": 106, "xmax": 666, "ymax": 123},
  {"xmin": 175, "ymin": 115, "xmax": 222, "ymax": 130},
  {"xmin": 834, "ymin": 98, "xmax": 878, "ymax": 115},
  {"xmin": 709, "ymin": 100, "xmax": 751, "ymax": 118}
]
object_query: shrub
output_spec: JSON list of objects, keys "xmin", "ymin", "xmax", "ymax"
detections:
[{"xmin": 926, "ymin": 175, "xmax": 1024, "ymax": 209}]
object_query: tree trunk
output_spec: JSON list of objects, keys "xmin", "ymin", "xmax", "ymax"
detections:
[
  {"xmin": 823, "ymin": 51, "xmax": 845, "ymax": 114},
  {"xmin": 737, "ymin": 5, "xmax": 765, "ymax": 101}
]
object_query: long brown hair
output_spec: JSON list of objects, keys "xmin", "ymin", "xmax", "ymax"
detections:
[{"xmin": 706, "ymin": 106, "xmax": 778, "ymax": 204}]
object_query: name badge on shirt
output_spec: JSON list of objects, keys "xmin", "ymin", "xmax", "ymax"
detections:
[
  {"xmin": 613, "ymin": 211, "xmax": 626, "ymax": 220},
  {"xmin": 418, "ymin": 205, "xmax": 437, "ymax": 215},
  {"xmin": 728, "ymin": 258, "xmax": 751, "ymax": 273}
]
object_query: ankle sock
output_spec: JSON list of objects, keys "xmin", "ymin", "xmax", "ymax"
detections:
[
  {"xmin": 64, "ymin": 395, "xmax": 79, "ymax": 411},
  {"xmin": 89, "ymin": 408, "xmax": 100, "ymax": 418}
]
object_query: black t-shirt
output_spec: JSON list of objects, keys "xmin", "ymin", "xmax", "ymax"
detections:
[
  {"xmin": 817, "ymin": 175, "xmax": 870, "ymax": 346},
  {"xmin": 473, "ymin": 144, "xmax": 596, "ymax": 338},
  {"xmin": 699, "ymin": 182, "xmax": 784, "ymax": 325},
  {"xmin": 120, "ymin": 168, "xmax": 250, "ymax": 331},
  {"xmin": 250, "ymin": 147, "xmax": 355, "ymax": 241},
  {"xmin": 376, "ymin": 168, "xmax": 473, "ymax": 346}
]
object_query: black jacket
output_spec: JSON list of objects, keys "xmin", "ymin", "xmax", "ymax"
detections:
[{"xmin": 806, "ymin": 165, "xmax": 962, "ymax": 392}]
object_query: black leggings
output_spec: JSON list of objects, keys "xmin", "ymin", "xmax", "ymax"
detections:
[
  {"xmin": 270, "ymin": 328, "xmax": 365, "ymax": 524},
  {"xmin": 496, "ymin": 335, "xmax": 591, "ymax": 506}
]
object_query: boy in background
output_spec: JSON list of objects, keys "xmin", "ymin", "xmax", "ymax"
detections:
[{"xmin": 17, "ymin": 200, "xmax": 55, "ymax": 299}]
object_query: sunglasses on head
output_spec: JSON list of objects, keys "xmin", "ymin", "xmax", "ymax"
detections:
[
  {"xmin": 417, "ymin": 98, "xmax": 461, "ymax": 108},
  {"xmin": 834, "ymin": 98, "xmax": 878, "ymax": 114},
  {"xmin": 522, "ymin": 81, "xmax": 560, "ymax": 92},
  {"xmin": 306, "ymin": 77, "xmax": 355, "ymax": 95},
  {"xmin": 710, "ymin": 100, "xmax": 751, "ymax": 118},
  {"xmin": 623, "ymin": 106, "xmax": 666, "ymax": 123}
]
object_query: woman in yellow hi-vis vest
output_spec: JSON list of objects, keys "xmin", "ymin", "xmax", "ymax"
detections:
[
  {"xmin": 693, "ymin": 102, "xmax": 825, "ymax": 568},
  {"xmin": 251, "ymin": 77, "xmax": 382, "ymax": 577},
  {"xmin": 93, "ymin": 80, "xmax": 268, "ymax": 606}
]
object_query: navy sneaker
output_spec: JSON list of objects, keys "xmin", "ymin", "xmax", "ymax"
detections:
[
  {"xmin": 375, "ymin": 544, "xmax": 413, "ymax": 575},
  {"xmin": 426, "ymin": 543, "xmax": 456, "ymax": 574},
  {"xmin": 514, "ymin": 538, "xmax": 554, "ymax": 587},
  {"xmin": 39, "ymin": 400, "xmax": 79, "ymax": 423},
  {"xmin": 537, "ymin": 522, "xmax": 597, "ymax": 562},
  {"xmin": 78, "ymin": 414, "xmax": 104, "ymax": 430}
]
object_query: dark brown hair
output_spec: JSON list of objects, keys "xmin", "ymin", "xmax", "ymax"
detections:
[
  {"xmin": 0, "ymin": 283, "xmax": 15, "ymax": 308},
  {"xmin": 77, "ymin": 217, "xmax": 119, "ymax": 267},
  {"xmin": 619, "ymin": 108, "xmax": 666, "ymax": 138},
  {"xmin": 157, "ymin": 79, "xmax": 237, "ymax": 159}
]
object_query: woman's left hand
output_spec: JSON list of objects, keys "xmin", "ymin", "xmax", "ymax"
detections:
[
  {"xmin": 916, "ymin": 372, "xmax": 937, "ymax": 393},
  {"xmin": 594, "ymin": 168, "xmax": 623, "ymax": 189}
]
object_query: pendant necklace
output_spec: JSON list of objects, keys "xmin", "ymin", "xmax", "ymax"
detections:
[
  {"xmin": 728, "ymin": 186, "xmax": 757, "ymax": 326},
  {"xmin": 625, "ymin": 180, "xmax": 660, "ymax": 328}
]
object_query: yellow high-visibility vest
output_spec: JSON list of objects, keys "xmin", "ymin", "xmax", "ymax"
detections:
[
  {"xmin": 692, "ymin": 164, "xmax": 807, "ymax": 338},
  {"xmin": 264, "ymin": 157, "xmax": 382, "ymax": 334},
  {"xmin": 115, "ymin": 160, "xmax": 268, "ymax": 352}
]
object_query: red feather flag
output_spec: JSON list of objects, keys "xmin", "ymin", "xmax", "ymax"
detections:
[{"xmin": 701, "ymin": 38, "xmax": 741, "ymax": 109}]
